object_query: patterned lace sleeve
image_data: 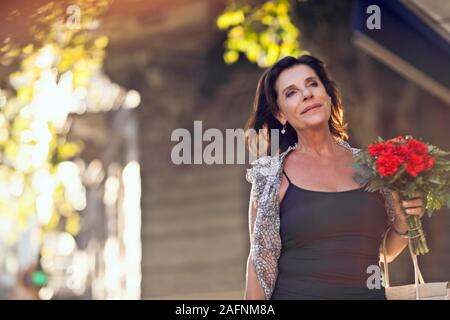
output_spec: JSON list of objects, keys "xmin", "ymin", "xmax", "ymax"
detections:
[
  {"xmin": 245, "ymin": 156, "xmax": 282, "ymax": 300},
  {"xmin": 380, "ymin": 188, "xmax": 396, "ymax": 225}
]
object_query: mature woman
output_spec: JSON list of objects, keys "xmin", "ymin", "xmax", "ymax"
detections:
[{"xmin": 244, "ymin": 55, "xmax": 425, "ymax": 300}]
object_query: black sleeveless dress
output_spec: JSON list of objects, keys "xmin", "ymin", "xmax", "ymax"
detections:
[{"xmin": 271, "ymin": 172, "xmax": 388, "ymax": 300}]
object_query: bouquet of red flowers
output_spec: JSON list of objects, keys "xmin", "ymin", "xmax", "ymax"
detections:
[{"xmin": 352, "ymin": 136, "xmax": 450, "ymax": 255}]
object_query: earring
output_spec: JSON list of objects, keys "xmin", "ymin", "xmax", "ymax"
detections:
[{"xmin": 281, "ymin": 123, "xmax": 286, "ymax": 134}]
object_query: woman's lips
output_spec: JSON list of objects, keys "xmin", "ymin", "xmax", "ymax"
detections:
[{"xmin": 301, "ymin": 103, "xmax": 322, "ymax": 114}]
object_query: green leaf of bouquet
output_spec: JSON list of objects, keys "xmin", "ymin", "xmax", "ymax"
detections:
[
  {"xmin": 387, "ymin": 163, "xmax": 406, "ymax": 184},
  {"xmin": 413, "ymin": 176, "xmax": 423, "ymax": 186},
  {"xmin": 431, "ymin": 149, "xmax": 450, "ymax": 157},
  {"xmin": 429, "ymin": 178, "xmax": 445, "ymax": 185},
  {"xmin": 352, "ymin": 162, "xmax": 371, "ymax": 177},
  {"xmin": 352, "ymin": 173, "xmax": 368, "ymax": 186},
  {"xmin": 366, "ymin": 180, "xmax": 381, "ymax": 192},
  {"xmin": 436, "ymin": 163, "xmax": 450, "ymax": 171}
]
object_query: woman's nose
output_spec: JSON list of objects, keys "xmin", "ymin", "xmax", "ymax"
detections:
[{"xmin": 302, "ymin": 88, "xmax": 313, "ymax": 100}]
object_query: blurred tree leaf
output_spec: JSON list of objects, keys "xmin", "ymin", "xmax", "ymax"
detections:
[
  {"xmin": 0, "ymin": 0, "xmax": 111, "ymax": 245},
  {"xmin": 217, "ymin": 0, "xmax": 306, "ymax": 68}
]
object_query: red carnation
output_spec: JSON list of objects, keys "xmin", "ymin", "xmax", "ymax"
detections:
[
  {"xmin": 403, "ymin": 139, "xmax": 435, "ymax": 177},
  {"xmin": 369, "ymin": 136, "xmax": 437, "ymax": 178},
  {"xmin": 377, "ymin": 154, "xmax": 403, "ymax": 177},
  {"xmin": 392, "ymin": 144, "xmax": 408, "ymax": 161},
  {"xmin": 369, "ymin": 142, "xmax": 393, "ymax": 157},
  {"xmin": 406, "ymin": 153, "xmax": 425, "ymax": 177},
  {"xmin": 406, "ymin": 139, "xmax": 428, "ymax": 156},
  {"xmin": 426, "ymin": 156, "xmax": 436, "ymax": 170}
]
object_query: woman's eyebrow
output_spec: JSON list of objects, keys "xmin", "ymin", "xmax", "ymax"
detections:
[{"xmin": 304, "ymin": 76, "xmax": 318, "ymax": 83}]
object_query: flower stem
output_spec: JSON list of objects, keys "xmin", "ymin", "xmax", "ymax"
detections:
[
  {"xmin": 406, "ymin": 214, "xmax": 429, "ymax": 255},
  {"xmin": 401, "ymin": 193, "xmax": 429, "ymax": 255}
]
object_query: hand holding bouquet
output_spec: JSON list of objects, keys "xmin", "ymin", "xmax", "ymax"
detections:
[{"xmin": 352, "ymin": 136, "xmax": 450, "ymax": 255}]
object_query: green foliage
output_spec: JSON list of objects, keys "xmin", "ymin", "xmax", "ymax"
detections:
[
  {"xmin": 0, "ymin": 0, "xmax": 111, "ymax": 244},
  {"xmin": 217, "ymin": 0, "xmax": 306, "ymax": 67}
]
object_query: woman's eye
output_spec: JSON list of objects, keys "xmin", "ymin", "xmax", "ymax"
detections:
[
  {"xmin": 286, "ymin": 91, "xmax": 295, "ymax": 98},
  {"xmin": 309, "ymin": 82, "xmax": 318, "ymax": 87}
]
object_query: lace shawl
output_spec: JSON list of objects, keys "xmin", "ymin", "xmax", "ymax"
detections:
[{"xmin": 245, "ymin": 138, "xmax": 396, "ymax": 299}]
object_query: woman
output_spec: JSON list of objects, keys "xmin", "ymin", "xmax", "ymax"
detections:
[{"xmin": 244, "ymin": 55, "xmax": 425, "ymax": 300}]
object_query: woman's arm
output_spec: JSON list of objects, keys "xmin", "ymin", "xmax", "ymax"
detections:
[
  {"xmin": 383, "ymin": 225, "xmax": 408, "ymax": 263},
  {"xmin": 244, "ymin": 192, "xmax": 265, "ymax": 300},
  {"xmin": 383, "ymin": 191, "xmax": 425, "ymax": 263}
]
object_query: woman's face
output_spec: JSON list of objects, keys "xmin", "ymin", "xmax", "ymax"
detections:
[{"xmin": 275, "ymin": 64, "xmax": 332, "ymax": 131}]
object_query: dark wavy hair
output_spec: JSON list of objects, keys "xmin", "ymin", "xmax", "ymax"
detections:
[{"xmin": 245, "ymin": 54, "xmax": 348, "ymax": 156}]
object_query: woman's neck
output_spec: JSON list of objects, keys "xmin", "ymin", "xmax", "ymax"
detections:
[{"xmin": 294, "ymin": 129, "xmax": 339, "ymax": 159}]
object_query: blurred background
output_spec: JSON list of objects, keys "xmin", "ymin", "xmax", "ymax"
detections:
[{"xmin": 0, "ymin": 0, "xmax": 448, "ymax": 299}]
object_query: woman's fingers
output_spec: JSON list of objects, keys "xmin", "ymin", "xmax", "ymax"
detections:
[
  {"xmin": 392, "ymin": 191, "xmax": 426, "ymax": 218},
  {"xmin": 402, "ymin": 192, "xmax": 426, "ymax": 217},
  {"xmin": 403, "ymin": 207, "xmax": 424, "ymax": 216},
  {"xmin": 401, "ymin": 198, "xmax": 423, "ymax": 208}
]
